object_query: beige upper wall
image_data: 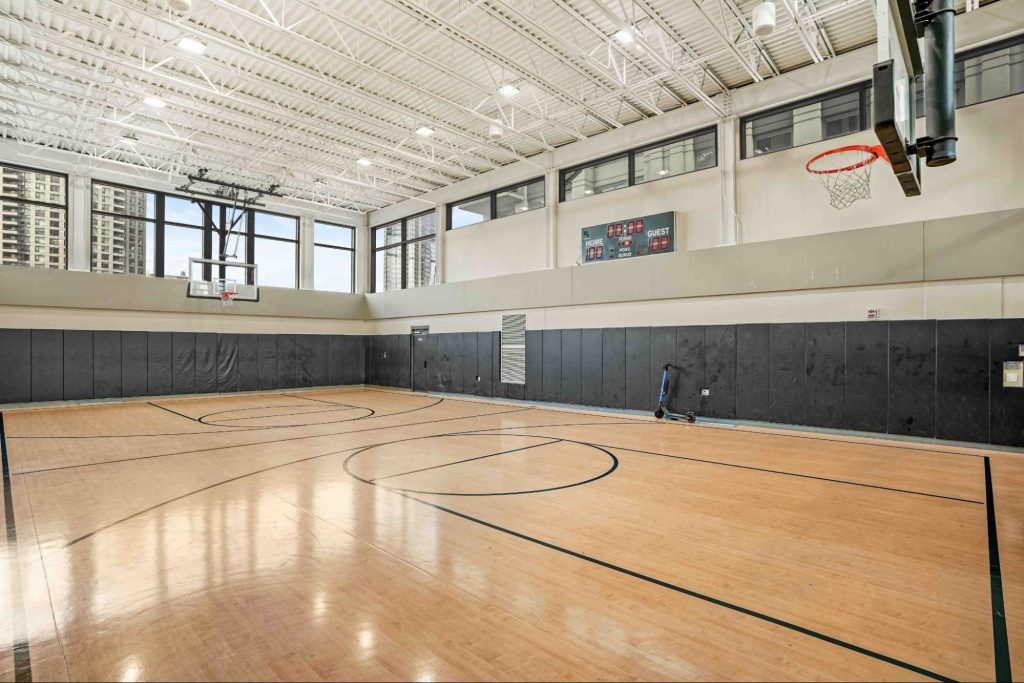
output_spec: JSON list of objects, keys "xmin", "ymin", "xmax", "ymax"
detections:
[{"xmin": 445, "ymin": 210, "xmax": 549, "ymax": 282}]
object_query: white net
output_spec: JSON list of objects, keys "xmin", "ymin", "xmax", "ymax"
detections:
[
  {"xmin": 806, "ymin": 146, "xmax": 883, "ymax": 210},
  {"xmin": 219, "ymin": 290, "xmax": 236, "ymax": 307}
]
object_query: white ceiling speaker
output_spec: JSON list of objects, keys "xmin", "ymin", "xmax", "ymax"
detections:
[
  {"xmin": 168, "ymin": 0, "xmax": 192, "ymax": 11},
  {"xmin": 751, "ymin": 2, "xmax": 777, "ymax": 38},
  {"xmin": 488, "ymin": 121, "xmax": 503, "ymax": 139}
]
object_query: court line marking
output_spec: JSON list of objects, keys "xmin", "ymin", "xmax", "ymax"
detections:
[
  {"xmin": 399, "ymin": 491, "xmax": 958, "ymax": 683},
  {"xmin": 147, "ymin": 400, "xmax": 202, "ymax": 423},
  {"xmin": 368, "ymin": 439, "xmax": 560, "ymax": 482},
  {"xmin": 363, "ymin": 386, "xmax": 997, "ymax": 459},
  {"xmin": 1, "ymin": 413, "xmax": 33, "ymax": 682},
  {"xmin": 985, "ymin": 457, "xmax": 1012, "ymax": 682},
  {"xmin": 199, "ymin": 405, "xmax": 374, "ymax": 426},
  {"xmin": 59, "ymin": 420, "xmax": 635, "ymax": 546}
]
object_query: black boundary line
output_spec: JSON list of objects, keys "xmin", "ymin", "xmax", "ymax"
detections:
[
  {"xmin": 147, "ymin": 400, "xmax": 201, "ymax": 423},
  {"xmin": 367, "ymin": 386, "xmax": 993, "ymax": 460},
  {"xmin": 60, "ymin": 420, "xmax": 634, "ymax": 545},
  {"xmin": 24, "ymin": 403, "xmax": 528, "ymax": 479},
  {"xmin": 1, "ymin": 412, "xmax": 33, "ymax": 681},
  {"xmin": 7, "ymin": 395, "xmax": 448, "ymax": 444},
  {"xmin": 368, "ymin": 439, "xmax": 560, "ymax": 482},
  {"xmin": 985, "ymin": 457, "xmax": 1012, "ymax": 682},
  {"xmin": 461, "ymin": 428, "xmax": 982, "ymax": 505},
  {"xmin": 399, "ymin": 492, "xmax": 957, "ymax": 683},
  {"xmin": 280, "ymin": 392, "xmax": 355, "ymax": 406},
  {"xmin": 589, "ymin": 441, "xmax": 981, "ymax": 505}
]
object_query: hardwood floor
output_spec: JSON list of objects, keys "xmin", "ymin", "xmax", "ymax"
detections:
[{"xmin": 0, "ymin": 387, "xmax": 1019, "ymax": 681}]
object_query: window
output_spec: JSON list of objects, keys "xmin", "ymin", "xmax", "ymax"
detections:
[
  {"xmin": 915, "ymin": 35, "xmax": 1024, "ymax": 113},
  {"xmin": 1, "ymin": 164, "xmax": 67, "ymax": 269},
  {"xmin": 314, "ymin": 221, "xmax": 355, "ymax": 293},
  {"xmin": 91, "ymin": 183, "xmax": 156, "ymax": 275},
  {"xmin": 633, "ymin": 129, "xmax": 717, "ymax": 184},
  {"xmin": 371, "ymin": 210, "xmax": 436, "ymax": 292},
  {"xmin": 252, "ymin": 211, "xmax": 297, "ymax": 288},
  {"xmin": 447, "ymin": 177, "xmax": 545, "ymax": 229},
  {"xmin": 561, "ymin": 127, "xmax": 717, "ymax": 201},
  {"xmin": 741, "ymin": 83, "xmax": 871, "ymax": 158},
  {"xmin": 89, "ymin": 182, "xmax": 299, "ymax": 288}
]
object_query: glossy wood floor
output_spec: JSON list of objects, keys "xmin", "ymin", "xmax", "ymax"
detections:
[{"xmin": 1, "ymin": 387, "xmax": 1021, "ymax": 681}]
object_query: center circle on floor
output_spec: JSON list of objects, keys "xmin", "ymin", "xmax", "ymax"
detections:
[
  {"xmin": 199, "ymin": 403, "xmax": 374, "ymax": 427},
  {"xmin": 343, "ymin": 433, "xmax": 617, "ymax": 496}
]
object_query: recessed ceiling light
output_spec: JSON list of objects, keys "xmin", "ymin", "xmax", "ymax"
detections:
[
  {"xmin": 168, "ymin": 0, "xmax": 192, "ymax": 11},
  {"xmin": 584, "ymin": 189, "xmax": 593, "ymax": 195},
  {"xmin": 498, "ymin": 83, "xmax": 520, "ymax": 97},
  {"xmin": 177, "ymin": 36, "xmax": 206, "ymax": 54},
  {"xmin": 614, "ymin": 28, "xmax": 635, "ymax": 45},
  {"xmin": 356, "ymin": 158, "xmax": 372, "ymax": 167},
  {"xmin": 415, "ymin": 126, "xmax": 434, "ymax": 137},
  {"xmin": 658, "ymin": 169, "xmax": 668, "ymax": 175},
  {"xmin": 143, "ymin": 95, "xmax": 166, "ymax": 108},
  {"xmin": 121, "ymin": 132, "xmax": 139, "ymax": 145}
]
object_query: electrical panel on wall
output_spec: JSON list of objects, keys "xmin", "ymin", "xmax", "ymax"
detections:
[{"xmin": 580, "ymin": 211, "xmax": 676, "ymax": 264}]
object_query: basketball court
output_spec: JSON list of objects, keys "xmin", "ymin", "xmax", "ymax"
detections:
[{"xmin": 2, "ymin": 0, "xmax": 1024, "ymax": 680}]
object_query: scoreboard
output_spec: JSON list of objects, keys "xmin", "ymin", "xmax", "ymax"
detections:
[{"xmin": 580, "ymin": 211, "xmax": 676, "ymax": 264}]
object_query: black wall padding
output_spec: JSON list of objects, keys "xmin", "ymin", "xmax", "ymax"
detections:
[
  {"xmin": 477, "ymin": 332, "xmax": 493, "ymax": 398},
  {"xmin": 936, "ymin": 320, "xmax": 989, "ymax": 443},
  {"xmin": 490, "ymin": 333, "xmax": 505, "ymax": 399},
  {"xmin": 805, "ymin": 323, "xmax": 845, "ymax": 429},
  {"xmin": 295, "ymin": 335, "xmax": 314, "ymax": 387},
  {"xmin": 31, "ymin": 329, "xmax": 63, "ymax": 402},
  {"xmin": 560, "ymin": 329, "xmax": 582, "ymax": 406},
  {"xmin": 602, "ymin": 328, "xmax": 626, "ymax": 409},
  {"xmin": 122, "ymin": 332, "xmax": 148, "ymax": 397},
  {"xmin": 768, "ymin": 324, "xmax": 805, "ymax": 425},
  {"xmin": 311, "ymin": 335, "xmax": 330, "ymax": 387},
  {"xmin": 525, "ymin": 330, "xmax": 543, "ymax": 401},
  {"xmin": 0, "ymin": 330, "xmax": 31, "ymax": 403},
  {"xmin": 649, "ymin": 327, "xmax": 675, "ymax": 414},
  {"xmin": 277, "ymin": 335, "xmax": 297, "ymax": 389},
  {"xmin": 888, "ymin": 320, "xmax": 936, "ymax": 437},
  {"xmin": 735, "ymin": 324, "xmax": 769, "ymax": 421},
  {"xmin": 462, "ymin": 332, "xmax": 479, "ymax": 395},
  {"xmin": 990, "ymin": 319, "xmax": 1024, "ymax": 447},
  {"xmin": 427, "ymin": 334, "xmax": 443, "ymax": 392},
  {"xmin": 625, "ymin": 327, "xmax": 651, "ymax": 411},
  {"xmin": 195, "ymin": 333, "xmax": 218, "ymax": 394},
  {"xmin": 218, "ymin": 334, "xmax": 239, "ymax": 393},
  {"xmin": 63, "ymin": 330, "xmax": 94, "ymax": 401},
  {"xmin": 844, "ymin": 322, "xmax": 888, "ymax": 433},
  {"xmin": 580, "ymin": 329, "xmax": 603, "ymax": 406},
  {"xmin": 542, "ymin": 329, "xmax": 562, "ymax": 403},
  {"xmin": 396, "ymin": 335, "xmax": 412, "ymax": 389},
  {"xmin": 672, "ymin": 326, "xmax": 705, "ymax": 414},
  {"xmin": 329, "ymin": 335, "xmax": 346, "ymax": 386},
  {"xmin": 411, "ymin": 334, "xmax": 428, "ymax": 392},
  {"xmin": 257, "ymin": 334, "xmax": 278, "ymax": 390},
  {"xmin": 704, "ymin": 326, "xmax": 736, "ymax": 419},
  {"xmin": 238, "ymin": 334, "xmax": 259, "ymax": 392},
  {"xmin": 171, "ymin": 332, "xmax": 196, "ymax": 395},
  {"xmin": 93, "ymin": 331, "xmax": 122, "ymax": 400},
  {"xmin": 147, "ymin": 332, "xmax": 173, "ymax": 396},
  {"xmin": 352, "ymin": 336, "xmax": 367, "ymax": 385}
]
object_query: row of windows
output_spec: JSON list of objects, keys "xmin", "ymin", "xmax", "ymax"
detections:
[
  {"xmin": 742, "ymin": 34, "xmax": 1024, "ymax": 158},
  {"xmin": 448, "ymin": 177, "xmax": 546, "ymax": 229},
  {"xmin": 89, "ymin": 182, "xmax": 355, "ymax": 292},
  {"xmin": 372, "ymin": 211, "xmax": 436, "ymax": 293}
]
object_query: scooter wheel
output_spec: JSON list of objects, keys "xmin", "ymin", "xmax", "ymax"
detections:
[
  {"xmin": 654, "ymin": 408, "xmax": 664, "ymax": 419},
  {"xmin": 685, "ymin": 412, "xmax": 696, "ymax": 423}
]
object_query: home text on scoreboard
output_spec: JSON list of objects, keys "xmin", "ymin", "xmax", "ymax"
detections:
[{"xmin": 580, "ymin": 211, "xmax": 675, "ymax": 264}]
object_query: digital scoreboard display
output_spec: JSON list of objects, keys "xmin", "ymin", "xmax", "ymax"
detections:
[{"xmin": 580, "ymin": 211, "xmax": 675, "ymax": 264}]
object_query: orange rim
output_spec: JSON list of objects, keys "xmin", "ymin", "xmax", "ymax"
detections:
[{"xmin": 805, "ymin": 144, "xmax": 889, "ymax": 174}]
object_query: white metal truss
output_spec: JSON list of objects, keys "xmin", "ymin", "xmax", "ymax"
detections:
[{"xmin": 1, "ymin": 0, "xmax": 879, "ymax": 213}]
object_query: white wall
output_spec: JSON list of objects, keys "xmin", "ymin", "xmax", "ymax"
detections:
[{"xmin": 445, "ymin": 210, "xmax": 548, "ymax": 281}]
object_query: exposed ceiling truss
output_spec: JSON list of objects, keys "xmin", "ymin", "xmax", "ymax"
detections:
[{"xmin": 1, "ymin": 0, "xmax": 884, "ymax": 213}]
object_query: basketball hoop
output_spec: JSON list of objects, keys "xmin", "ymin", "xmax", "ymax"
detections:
[
  {"xmin": 806, "ymin": 144, "xmax": 889, "ymax": 210},
  {"xmin": 219, "ymin": 290, "xmax": 237, "ymax": 307}
]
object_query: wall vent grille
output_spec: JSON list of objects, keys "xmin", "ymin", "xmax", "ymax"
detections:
[{"xmin": 500, "ymin": 313, "xmax": 527, "ymax": 384}]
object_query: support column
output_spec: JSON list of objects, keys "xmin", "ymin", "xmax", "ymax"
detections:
[
  {"xmin": 435, "ymin": 203, "xmax": 446, "ymax": 284},
  {"xmin": 299, "ymin": 215, "xmax": 315, "ymax": 289},
  {"xmin": 356, "ymin": 223, "xmax": 370, "ymax": 294},
  {"xmin": 544, "ymin": 167, "xmax": 558, "ymax": 268},
  {"xmin": 718, "ymin": 116, "xmax": 739, "ymax": 246},
  {"xmin": 68, "ymin": 173, "xmax": 89, "ymax": 272}
]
